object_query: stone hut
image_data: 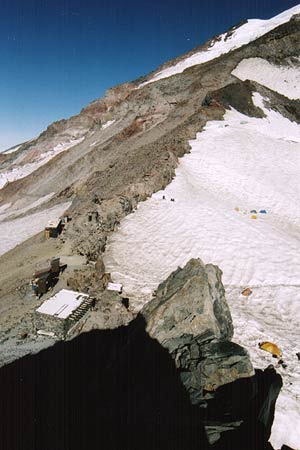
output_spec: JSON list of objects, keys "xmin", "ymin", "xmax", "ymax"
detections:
[{"xmin": 34, "ymin": 289, "xmax": 93, "ymax": 338}]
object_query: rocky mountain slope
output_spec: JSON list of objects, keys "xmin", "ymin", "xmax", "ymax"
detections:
[{"xmin": 0, "ymin": 4, "xmax": 300, "ymax": 449}]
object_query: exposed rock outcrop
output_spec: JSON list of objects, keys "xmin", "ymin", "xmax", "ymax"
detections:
[
  {"xmin": 142, "ymin": 259, "xmax": 283, "ymax": 447},
  {"xmin": 142, "ymin": 259, "xmax": 254, "ymax": 405},
  {"xmin": 212, "ymin": 366, "xmax": 283, "ymax": 449}
]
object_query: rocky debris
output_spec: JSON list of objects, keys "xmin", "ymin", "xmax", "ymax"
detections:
[
  {"xmin": 95, "ymin": 258, "xmax": 105, "ymax": 275},
  {"xmin": 73, "ymin": 229, "xmax": 107, "ymax": 260},
  {"xmin": 41, "ymin": 82, "xmax": 134, "ymax": 141},
  {"xmin": 18, "ymin": 331, "xmax": 28, "ymax": 340},
  {"xmin": 203, "ymin": 80, "xmax": 266, "ymax": 118},
  {"xmin": 142, "ymin": 259, "xmax": 253, "ymax": 405},
  {"xmin": 82, "ymin": 82, "xmax": 134, "ymax": 117},
  {"xmin": 66, "ymin": 264, "xmax": 110, "ymax": 295},
  {"xmin": 38, "ymin": 114, "xmax": 92, "ymax": 142},
  {"xmin": 69, "ymin": 186, "xmax": 169, "ymax": 259},
  {"xmin": 69, "ymin": 194, "xmax": 139, "ymax": 259},
  {"xmin": 79, "ymin": 289, "xmax": 133, "ymax": 333}
]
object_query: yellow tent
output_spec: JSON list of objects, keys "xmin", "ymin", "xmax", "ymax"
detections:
[
  {"xmin": 259, "ymin": 341, "xmax": 282, "ymax": 358},
  {"xmin": 251, "ymin": 214, "xmax": 257, "ymax": 220}
]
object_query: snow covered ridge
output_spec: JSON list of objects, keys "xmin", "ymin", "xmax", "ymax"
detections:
[
  {"xmin": 139, "ymin": 5, "xmax": 300, "ymax": 87},
  {"xmin": 0, "ymin": 137, "xmax": 85, "ymax": 190},
  {"xmin": 104, "ymin": 94, "xmax": 300, "ymax": 449},
  {"xmin": 232, "ymin": 57, "xmax": 300, "ymax": 99},
  {"xmin": 2, "ymin": 144, "xmax": 21, "ymax": 155}
]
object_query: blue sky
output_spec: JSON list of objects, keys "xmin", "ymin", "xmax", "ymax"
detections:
[{"xmin": 0, "ymin": 0, "xmax": 299, "ymax": 151}]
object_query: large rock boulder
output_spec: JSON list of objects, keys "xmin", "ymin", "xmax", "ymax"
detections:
[
  {"xmin": 144, "ymin": 258, "xmax": 233, "ymax": 344},
  {"xmin": 142, "ymin": 259, "xmax": 254, "ymax": 405},
  {"xmin": 141, "ymin": 259, "xmax": 283, "ymax": 447}
]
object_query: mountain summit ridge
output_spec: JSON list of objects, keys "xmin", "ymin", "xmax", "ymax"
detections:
[{"xmin": 139, "ymin": 4, "xmax": 300, "ymax": 86}]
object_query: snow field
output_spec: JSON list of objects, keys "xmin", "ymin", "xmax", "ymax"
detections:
[
  {"xmin": 104, "ymin": 94, "xmax": 300, "ymax": 448},
  {"xmin": 232, "ymin": 57, "xmax": 300, "ymax": 99}
]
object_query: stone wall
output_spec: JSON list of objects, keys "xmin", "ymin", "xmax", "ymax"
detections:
[{"xmin": 34, "ymin": 312, "xmax": 69, "ymax": 339}]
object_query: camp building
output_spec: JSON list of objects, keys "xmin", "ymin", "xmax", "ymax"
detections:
[
  {"xmin": 34, "ymin": 289, "xmax": 93, "ymax": 338},
  {"xmin": 44, "ymin": 219, "xmax": 63, "ymax": 238}
]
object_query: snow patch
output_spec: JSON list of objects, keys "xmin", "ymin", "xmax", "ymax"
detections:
[
  {"xmin": 139, "ymin": 5, "xmax": 300, "ymax": 87},
  {"xmin": 102, "ymin": 119, "xmax": 115, "ymax": 129},
  {"xmin": 232, "ymin": 57, "xmax": 300, "ymax": 99},
  {"xmin": 104, "ymin": 95, "xmax": 300, "ymax": 448},
  {"xmin": 0, "ymin": 193, "xmax": 56, "ymax": 222},
  {"xmin": 0, "ymin": 202, "xmax": 71, "ymax": 257},
  {"xmin": 0, "ymin": 137, "xmax": 85, "ymax": 190}
]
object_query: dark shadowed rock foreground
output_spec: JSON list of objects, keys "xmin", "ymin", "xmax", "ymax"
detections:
[
  {"xmin": 0, "ymin": 317, "xmax": 283, "ymax": 450},
  {"xmin": 0, "ymin": 259, "xmax": 283, "ymax": 450}
]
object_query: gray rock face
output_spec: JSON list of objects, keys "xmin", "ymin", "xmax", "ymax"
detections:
[
  {"xmin": 144, "ymin": 259, "xmax": 233, "ymax": 343},
  {"xmin": 142, "ymin": 259, "xmax": 254, "ymax": 405}
]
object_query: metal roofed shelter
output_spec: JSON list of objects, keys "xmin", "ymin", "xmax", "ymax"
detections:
[
  {"xmin": 36, "ymin": 289, "xmax": 88, "ymax": 318},
  {"xmin": 107, "ymin": 282, "xmax": 123, "ymax": 293},
  {"xmin": 35, "ymin": 289, "xmax": 92, "ymax": 338}
]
